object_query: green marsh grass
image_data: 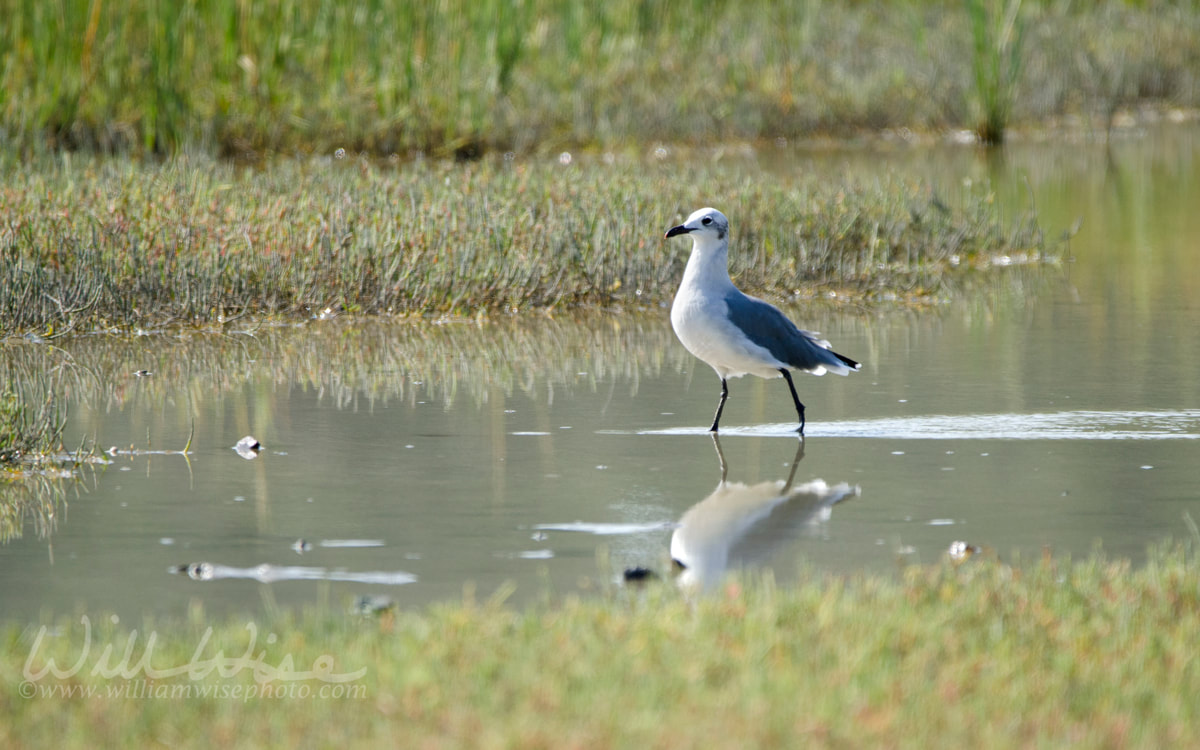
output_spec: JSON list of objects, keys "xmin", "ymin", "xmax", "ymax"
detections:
[
  {"xmin": 5, "ymin": 545, "xmax": 1200, "ymax": 747},
  {"xmin": 0, "ymin": 152, "xmax": 1050, "ymax": 336},
  {"xmin": 1, "ymin": 0, "xmax": 1197, "ymax": 157},
  {"xmin": 966, "ymin": 0, "xmax": 1026, "ymax": 145}
]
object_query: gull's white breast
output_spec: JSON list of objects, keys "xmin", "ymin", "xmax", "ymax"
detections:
[{"xmin": 671, "ymin": 288, "xmax": 786, "ymax": 379}]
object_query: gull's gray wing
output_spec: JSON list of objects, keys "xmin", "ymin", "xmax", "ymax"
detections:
[{"xmin": 724, "ymin": 291, "xmax": 859, "ymax": 373}]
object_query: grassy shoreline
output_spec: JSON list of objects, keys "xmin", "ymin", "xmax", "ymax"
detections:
[
  {"xmin": 1, "ymin": 0, "xmax": 1197, "ymax": 158},
  {"xmin": 1, "ymin": 151, "xmax": 1051, "ymax": 337},
  {"xmin": 5, "ymin": 545, "xmax": 1200, "ymax": 747}
]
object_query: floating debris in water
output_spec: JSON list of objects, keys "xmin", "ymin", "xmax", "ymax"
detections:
[
  {"xmin": 318, "ymin": 539, "xmax": 385, "ymax": 548},
  {"xmin": 352, "ymin": 595, "xmax": 397, "ymax": 616},
  {"xmin": 169, "ymin": 561, "xmax": 415, "ymax": 585},
  {"xmin": 623, "ymin": 567, "xmax": 658, "ymax": 583},
  {"xmin": 171, "ymin": 561, "xmax": 215, "ymax": 581},
  {"xmin": 291, "ymin": 538, "xmax": 384, "ymax": 553},
  {"xmin": 234, "ymin": 435, "xmax": 262, "ymax": 459},
  {"xmin": 533, "ymin": 521, "xmax": 676, "ymax": 535},
  {"xmin": 495, "ymin": 549, "xmax": 554, "ymax": 560},
  {"xmin": 947, "ymin": 540, "xmax": 980, "ymax": 563}
]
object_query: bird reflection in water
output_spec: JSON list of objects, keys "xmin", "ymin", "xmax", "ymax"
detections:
[{"xmin": 669, "ymin": 436, "xmax": 859, "ymax": 591}]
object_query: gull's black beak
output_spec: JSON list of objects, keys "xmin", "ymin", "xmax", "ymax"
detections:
[{"xmin": 664, "ymin": 224, "xmax": 691, "ymax": 239}]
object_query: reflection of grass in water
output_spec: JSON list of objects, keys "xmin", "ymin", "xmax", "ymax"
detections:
[
  {"xmin": 2, "ymin": 315, "xmax": 686, "ymax": 418},
  {"xmin": 0, "ymin": 386, "xmax": 66, "ymax": 465},
  {"xmin": 0, "ymin": 0, "xmax": 1196, "ymax": 156},
  {"xmin": 0, "ymin": 475, "xmax": 66, "ymax": 543},
  {"xmin": 1, "ymin": 380, "xmax": 89, "ymax": 543},
  {"xmin": 5, "ymin": 544, "xmax": 1200, "ymax": 745},
  {"xmin": 0, "ymin": 154, "xmax": 1052, "ymax": 335},
  {"xmin": 4, "ymin": 289, "xmax": 1059, "ymax": 443}
]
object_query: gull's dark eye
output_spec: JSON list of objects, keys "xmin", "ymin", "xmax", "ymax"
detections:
[{"xmin": 701, "ymin": 216, "xmax": 713, "ymax": 226}]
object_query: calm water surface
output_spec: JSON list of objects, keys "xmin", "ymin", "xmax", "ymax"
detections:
[{"xmin": 3, "ymin": 124, "xmax": 1199, "ymax": 619}]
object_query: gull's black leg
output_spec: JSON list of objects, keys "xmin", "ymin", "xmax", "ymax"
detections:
[
  {"xmin": 709, "ymin": 378, "xmax": 729, "ymax": 432},
  {"xmin": 780, "ymin": 369, "xmax": 806, "ymax": 435}
]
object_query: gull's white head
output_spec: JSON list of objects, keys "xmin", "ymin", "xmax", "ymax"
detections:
[{"xmin": 664, "ymin": 207, "xmax": 729, "ymax": 244}]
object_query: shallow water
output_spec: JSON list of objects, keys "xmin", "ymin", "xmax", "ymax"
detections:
[{"xmin": 3, "ymin": 123, "xmax": 1199, "ymax": 619}]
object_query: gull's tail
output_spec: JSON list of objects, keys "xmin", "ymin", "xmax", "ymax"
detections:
[
  {"xmin": 794, "ymin": 330, "xmax": 861, "ymax": 376},
  {"xmin": 833, "ymin": 351, "xmax": 860, "ymax": 370}
]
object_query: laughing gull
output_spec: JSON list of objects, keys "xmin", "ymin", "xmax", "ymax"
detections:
[{"xmin": 665, "ymin": 207, "xmax": 861, "ymax": 434}]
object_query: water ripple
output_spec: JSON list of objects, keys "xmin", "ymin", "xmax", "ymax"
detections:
[{"xmin": 640, "ymin": 410, "xmax": 1200, "ymax": 440}]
